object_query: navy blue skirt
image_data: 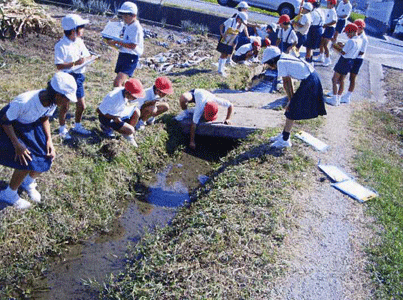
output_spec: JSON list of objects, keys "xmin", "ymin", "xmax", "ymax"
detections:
[
  {"xmin": 285, "ymin": 71, "xmax": 327, "ymax": 121},
  {"xmin": 305, "ymin": 25, "xmax": 323, "ymax": 49},
  {"xmin": 0, "ymin": 105, "xmax": 53, "ymax": 172}
]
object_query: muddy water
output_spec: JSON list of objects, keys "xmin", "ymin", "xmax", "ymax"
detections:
[
  {"xmin": 250, "ymin": 69, "xmax": 279, "ymax": 93},
  {"xmin": 32, "ymin": 143, "xmax": 232, "ymax": 300}
]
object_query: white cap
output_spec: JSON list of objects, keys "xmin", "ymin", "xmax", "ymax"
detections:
[
  {"xmin": 302, "ymin": 2, "xmax": 313, "ymax": 11},
  {"xmin": 118, "ymin": 2, "xmax": 138, "ymax": 15},
  {"xmin": 267, "ymin": 22, "xmax": 278, "ymax": 31},
  {"xmin": 261, "ymin": 46, "xmax": 281, "ymax": 64},
  {"xmin": 61, "ymin": 14, "xmax": 89, "ymax": 31},
  {"xmin": 237, "ymin": 1, "xmax": 250, "ymax": 9},
  {"xmin": 50, "ymin": 72, "xmax": 77, "ymax": 103},
  {"xmin": 237, "ymin": 12, "xmax": 248, "ymax": 25}
]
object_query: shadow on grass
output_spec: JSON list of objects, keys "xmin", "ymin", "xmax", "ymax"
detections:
[
  {"xmin": 0, "ymin": 180, "xmax": 10, "ymax": 211},
  {"xmin": 167, "ymin": 68, "xmax": 213, "ymax": 77}
]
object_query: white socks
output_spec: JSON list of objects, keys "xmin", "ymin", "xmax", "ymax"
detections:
[{"xmin": 218, "ymin": 58, "xmax": 225, "ymax": 72}]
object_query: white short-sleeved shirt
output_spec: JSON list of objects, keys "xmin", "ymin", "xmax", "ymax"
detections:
[
  {"xmin": 235, "ymin": 43, "xmax": 253, "ymax": 56},
  {"xmin": 54, "ymin": 36, "xmax": 90, "ymax": 74},
  {"xmin": 295, "ymin": 13, "xmax": 312, "ymax": 35},
  {"xmin": 221, "ymin": 18, "xmax": 246, "ymax": 46},
  {"xmin": 277, "ymin": 53, "xmax": 314, "ymax": 80},
  {"xmin": 311, "ymin": 8, "xmax": 324, "ymax": 26},
  {"xmin": 336, "ymin": 1, "xmax": 352, "ymax": 19},
  {"xmin": 120, "ymin": 20, "xmax": 144, "ymax": 56},
  {"xmin": 325, "ymin": 8, "xmax": 337, "ymax": 27},
  {"xmin": 6, "ymin": 90, "xmax": 56, "ymax": 124},
  {"xmin": 99, "ymin": 87, "xmax": 138, "ymax": 117},
  {"xmin": 136, "ymin": 86, "xmax": 161, "ymax": 109},
  {"xmin": 358, "ymin": 32, "xmax": 368, "ymax": 59},
  {"xmin": 342, "ymin": 36, "xmax": 361, "ymax": 59},
  {"xmin": 192, "ymin": 89, "xmax": 232, "ymax": 124},
  {"xmin": 278, "ymin": 27, "xmax": 298, "ymax": 44}
]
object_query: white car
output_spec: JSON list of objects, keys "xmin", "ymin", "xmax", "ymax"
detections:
[{"xmin": 217, "ymin": 0, "xmax": 301, "ymax": 19}]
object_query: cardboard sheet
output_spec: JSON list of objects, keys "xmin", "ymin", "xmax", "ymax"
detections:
[
  {"xmin": 318, "ymin": 164, "xmax": 352, "ymax": 182},
  {"xmin": 295, "ymin": 131, "xmax": 329, "ymax": 152},
  {"xmin": 332, "ymin": 180, "xmax": 378, "ymax": 203}
]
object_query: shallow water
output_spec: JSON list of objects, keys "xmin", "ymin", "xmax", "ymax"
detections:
[{"xmin": 250, "ymin": 69, "xmax": 279, "ymax": 93}]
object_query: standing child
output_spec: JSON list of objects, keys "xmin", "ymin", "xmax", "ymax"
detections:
[
  {"xmin": 217, "ymin": 12, "xmax": 248, "ymax": 77},
  {"xmin": 0, "ymin": 72, "xmax": 77, "ymax": 209},
  {"xmin": 332, "ymin": 0, "xmax": 352, "ymax": 42},
  {"xmin": 55, "ymin": 14, "xmax": 95, "ymax": 139},
  {"xmin": 261, "ymin": 47, "xmax": 326, "ymax": 148},
  {"xmin": 136, "ymin": 76, "xmax": 174, "ymax": 130},
  {"xmin": 328, "ymin": 23, "xmax": 360, "ymax": 106},
  {"xmin": 293, "ymin": 2, "xmax": 313, "ymax": 53},
  {"xmin": 318, "ymin": 0, "xmax": 337, "ymax": 66},
  {"xmin": 232, "ymin": 1, "xmax": 252, "ymax": 53},
  {"xmin": 276, "ymin": 14, "xmax": 298, "ymax": 54},
  {"xmin": 304, "ymin": 0, "xmax": 324, "ymax": 63},
  {"xmin": 107, "ymin": 2, "xmax": 144, "ymax": 87},
  {"xmin": 97, "ymin": 79, "xmax": 145, "ymax": 146},
  {"xmin": 341, "ymin": 19, "xmax": 368, "ymax": 104}
]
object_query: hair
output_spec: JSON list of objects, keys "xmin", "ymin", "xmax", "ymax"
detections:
[
  {"xmin": 46, "ymin": 81, "xmax": 59, "ymax": 104},
  {"xmin": 282, "ymin": 22, "xmax": 290, "ymax": 26},
  {"xmin": 64, "ymin": 29, "xmax": 75, "ymax": 37},
  {"xmin": 265, "ymin": 55, "xmax": 281, "ymax": 66}
]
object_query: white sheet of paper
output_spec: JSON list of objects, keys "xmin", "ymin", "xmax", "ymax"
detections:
[
  {"xmin": 101, "ymin": 21, "xmax": 124, "ymax": 43},
  {"xmin": 64, "ymin": 55, "xmax": 99, "ymax": 73},
  {"xmin": 332, "ymin": 180, "xmax": 378, "ymax": 202},
  {"xmin": 318, "ymin": 164, "xmax": 352, "ymax": 182},
  {"xmin": 295, "ymin": 131, "xmax": 329, "ymax": 152}
]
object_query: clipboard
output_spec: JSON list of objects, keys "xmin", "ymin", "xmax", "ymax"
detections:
[{"xmin": 101, "ymin": 21, "xmax": 125, "ymax": 43}]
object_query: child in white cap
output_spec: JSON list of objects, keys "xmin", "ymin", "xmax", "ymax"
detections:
[
  {"xmin": 332, "ymin": 0, "xmax": 352, "ymax": 42},
  {"xmin": 293, "ymin": 2, "xmax": 312, "ymax": 53},
  {"xmin": 0, "ymin": 72, "xmax": 77, "ymax": 209},
  {"xmin": 217, "ymin": 12, "xmax": 248, "ymax": 77},
  {"xmin": 106, "ymin": 2, "xmax": 144, "ymax": 87},
  {"xmin": 305, "ymin": 0, "xmax": 324, "ymax": 63},
  {"xmin": 135, "ymin": 76, "xmax": 174, "ymax": 131},
  {"xmin": 317, "ymin": 0, "xmax": 337, "ymax": 66},
  {"xmin": 97, "ymin": 78, "xmax": 145, "ymax": 147},
  {"xmin": 55, "ymin": 14, "xmax": 96, "ymax": 139},
  {"xmin": 179, "ymin": 89, "xmax": 233, "ymax": 149},
  {"xmin": 262, "ymin": 47, "xmax": 326, "ymax": 148}
]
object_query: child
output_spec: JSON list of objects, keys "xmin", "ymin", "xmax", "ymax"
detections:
[
  {"xmin": 262, "ymin": 47, "xmax": 326, "ymax": 148},
  {"xmin": 55, "ymin": 14, "xmax": 95, "ymax": 139},
  {"xmin": 179, "ymin": 89, "xmax": 233, "ymax": 149},
  {"xmin": 97, "ymin": 79, "xmax": 145, "ymax": 146},
  {"xmin": 276, "ymin": 14, "xmax": 298, "ymax": 54},
  {"xmin": 0, "ymin": 72, "xmax": 77, "ymax": 209},
  {"xmin": 341, "ymin": 19, "xmax": 368, "ymax": 104},
  {"xmin": 305, "ymin": 0, "xmax": 324, "ymax": 63},
  {"xmin": 217, "ymin": 12, "xmax": 248, "ymax": 77},
  {"xmin": 107, "ymin": 2, "xmax": 144, "ymax": 87},
  {"xmin": 293, "ymin": 2, "xmax": 313, "ymax": 52},
  {"xmin": 328, "ymin": 23, "xmax": 360, "ymax": 106},
  {"xmin": 332, "ymin": 0, "xmax": 352, "ymax": 42},
  {"xmin": 318, "ymin": 0, "xmax": 337, "ymax": 66},
  {"xmin": 255, "ymin": 23, "xmax": 278, "ymax": 46},
  {"xmin": 136, "ymin": 76, "xmax": 174, "ymax": 130},
  {"xmin": 232, "ymin": 39, "xmax": 261, "ymax": 65}
]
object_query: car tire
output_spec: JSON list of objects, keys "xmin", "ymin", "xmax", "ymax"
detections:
[
  {"xmin": 218, "ymin": 0, "xmax": 237, "ymax": 7},
  {"xmin": 278, "ymin": 3, "xmax": 295, "ymax": 19}
]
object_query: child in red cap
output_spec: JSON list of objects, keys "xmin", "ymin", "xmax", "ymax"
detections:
[
  {"xmin": 232, "ymin": 39, "xmax": 261, "ymax": 65},
  {"xmin": 179, "ymin": 89, "xmax": 233, "ymax": 149},
  {"xmin": 327, "ymin": 23, "xmax": 361, "ymax": 106},
  {"xmin": 97, "ymin": 78, "xmax": 145, "ymax": 146},
  {"xmin": 135, "ymin": 76, "xmax": 174, "ymax": 130},
  {"xmin": 276, "ymin": 14, "xmax": 298, "ymax": 54},
  {"xmin": 318, "ymin": 0, "xmax": 337, "ymax": 66}
]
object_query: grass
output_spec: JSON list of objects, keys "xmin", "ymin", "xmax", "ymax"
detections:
[
  {"xmin": 201, "ymin": 0, "xmax": 279, "ymax": 17},
  {"xmin": 352, "ymin": 67, "xmax": 403, "ymax": 299}
]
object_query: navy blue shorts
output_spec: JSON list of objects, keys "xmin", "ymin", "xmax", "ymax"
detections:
[
  {"xmin": 115, "ymin": 52, "xmax": 139, "ymax": 77},
  {"xmin": 217, "ymin": 42, "xmax": 235, "ymax": 55},
  {"xmin": 98, "ymin": 113, "xmax": 129, "ymax": 131},
  {"xmin": 350, "ymin": 58, "xmax": 363, "ymax": 74},
  {"xmin": 296, "ymin": 32, "xmax": 307, "ymax": 49},
  {"xmin": 71, "ymin": 73, "xmax": 85, "ymax": 99},
  {"xmin": 305, "ymin": 25, "xmax": 323, "ymax": 49},
  {"xmin": 233, "ymin": 53, "xmax": 247, "ymax": 63},
  {"xmin": 322, "ymin": 27, "xmax": 335, "ymax": 39},
  {"xmin": 335, "ymin": 19, "xmax": 346, "ymax": 33},
  {"xmin": 334, "ymin": 56, "xmax": 353, "ymax": 75}
]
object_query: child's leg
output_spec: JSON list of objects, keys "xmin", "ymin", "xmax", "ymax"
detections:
[
  {"xmin": 75, "ymin": 97, "xmax": 86, "ymax": 124},
  {"xmin": 337, "ymin": 74, "xmax": 346, "ymax": 95},
  {"xmin": 348, "ymin": 73, "xmax": 358, "ymax": 93},
  {"xmin": 128, "ymin": 108, "xmax": 141, "ymax": 127},
  {"xmin": 117, "ymin": 123, "xmax": 135, "ymax": 136},
  {"xmin": 332, "ymin": 72, "xmax": 341, "ymax": 95},
  {"xmin": 283, "ymin": 117, "xmax": 294, "ymax": 140},
  {"xmin": 9, "ymin": 169, "xmax": 30, "ymax": 190},
  {"xmin": 58, "ymin": 102, "xmax": 70, "ymax": 127},
  {"xmin": 114, "ymin": 72, "xmax": 129, "ymax": 87},
  {"xmin": 323, "ymin": 38, "xmax": 330, "ymax": 57}
]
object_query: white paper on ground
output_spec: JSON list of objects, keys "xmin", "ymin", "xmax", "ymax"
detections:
[
  {"xmin": 101, "ymin": 21, "xmax": 124, "ymax": 43},
  {"xmin": 332, "ymin": 179, "xmax": 378, "ymax": 203},
  {"xmin": 295, "ymin": 131, "xmax": 329, "ymax": 152},
  {"xmin": 318, "ymin": 164, "xmax": 352, "ymax": 182}
]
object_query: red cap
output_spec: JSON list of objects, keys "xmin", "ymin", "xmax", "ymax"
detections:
[
  {"xmin": 125, "ymin": 79, "xmax": 145, "ymax": 98},
  {"xmin": 204, "ymin": 102, "xmax": 218, "ymax": 122},
  {"xmin": 328, "ymin": 0, "xmax": 337, "ymax": 5},
  {"xmin": 278, "ymin": 14, "xmax": 290, "ymax": 24},
  {"xmin": 263, "ymin": 38, "xmax": 271, "ymax": 47},
  {"xmin": 155, "ymin": 76, "xmax": 174, "ymax": 95},
  {"xmin": 354, "ymin": 19, "xmax": 366, "ymax": 29},
  {"xmin": 253, "ymin": 40, "xmax": 261, "ymax": 47},
  {"xmin": 344, "ymin": 23, "xmax": 358, "ymax": 33},
  {"xmin": 307, "ymin": 0, "xmax": 317, "ymax": 4}
]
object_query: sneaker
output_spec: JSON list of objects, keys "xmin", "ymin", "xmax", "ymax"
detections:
[
  {"xmin": 218, "ymin": 70, "xmax": 228, "ymax": 78},
  {"xmin": 326, "ymin": 95, "xmax": 340, "ymax": 106},
  {"xmin": 315, "ymin": 53, "xmax": 325, "ymax": 63},
  {"xmin": 72, "ymin": 124, "xmax": 91, "ymax": 135},
  {"xmin": 0, "ymin": 189, "xmax": 31, "ymax": 209},
  {"xmin": 123, "ymin": 134, "xmax": 138, "ymax": 147},
  {"xmin": 241, "ymin": 60, "xmax": 251, "ymax": 66},
  {"xmin": 251, "ymin": 57, "xmax": 260, "ymax": 63},
  {"xmin": 146, "ymin": 117, "xmax": 155, "ymax": 126},
  {"xmin": 271, "ymin": 138, "xmax": 292, "ymax": 149},
  {"xmin": 21, "ymin": 181, "xmax": 41, "ymax": 203},
  {"xmin": 323, "ymin": 57, "xmax": 332, "ymax": 67},
  {"xmin": 226, "ymin": 60, "xmax": 236, "ymax": 67},
  {"xmin": 104, "ymin": 127, "xmax": 116, "ymax": 138},
  {"xmin": 340, "ymin": 93, "xmax": 351, "ymax": 104},
  {"xmin": 136, "ymin": 120, "xmax": 146, "ymax": 131},
  {"xmin": 269, "ymin": 133, "xmax": 283, "ymax": 143},
  {"xmin": 59, "ymin": 127, "xmax": 72, "ymax": 140}
]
